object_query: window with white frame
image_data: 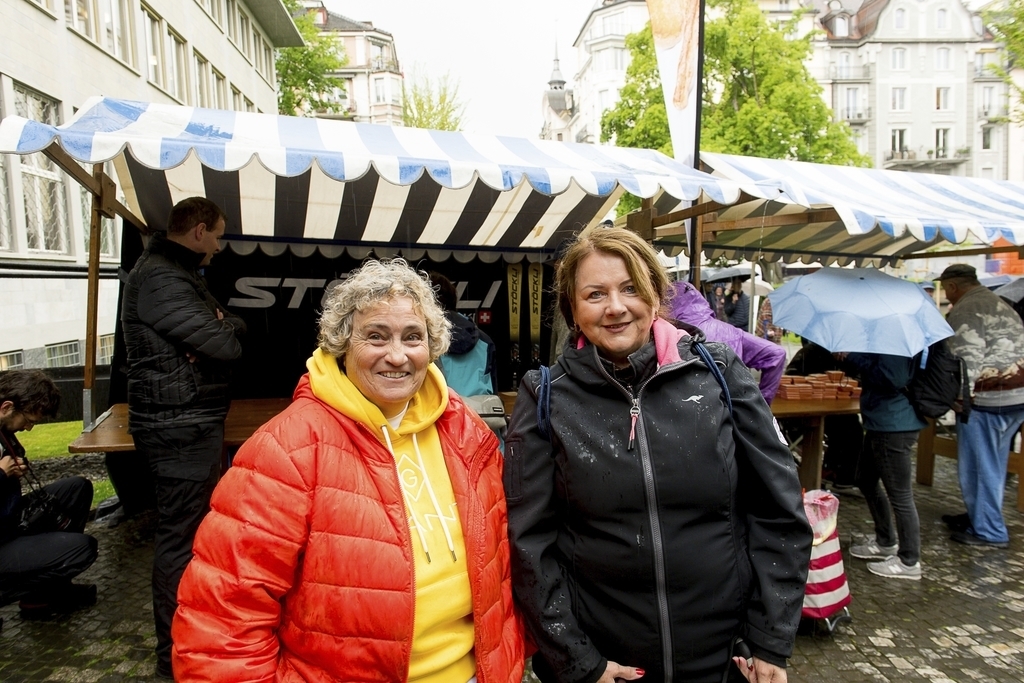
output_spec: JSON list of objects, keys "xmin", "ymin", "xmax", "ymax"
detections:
[
  {"xmin": 79, "ymin": 168, "xmax": 117, "ymax": 258},
  {"xmin": 225, "ymin": 0, "xmax": 238, "ymax": 42},
  {"xmin": 0, "ymin": 156, "xmax": 11, "ymax": 252},
  {"xmin": 194, "ymin": 51, "xmax": 211, "ymax": 107},
  {"xmin": 14, "ymin": 85, "xmax": 70, "ymax": 254},
  {"xmin": 262, "ymin": 39, "xmax": 274, "ymax": 80},
  {"xmin": 143, "ymin": 7, "xmax": 164, "ymax": 87},
  {"xmin": 98, "ymin": 334, "xmax": 115, "ymax": 365},
  {"xmin": 601, "ymin": 12, "xmax": 624, "ymax": 36},
  {"xmin": 936, "ymin": 47, "xmax": 951, "ymax": 70},
  {"xmin": 46, "ymin": 341, "xmax": 81, "ymax": 368},
  {"xmin": 891, "ymin": 128, "xmax": 907, "ymax": 152},
  {"xmin": 895, "ymin": 8, "xmax": 906, "ymax": 29},
  {"xmin": 845, "ymin": 87, "xmax": 859, "ymax": 118},
  {"xmin": 252, "ymin": 28, "xmax": 263, "ymax": 71},
  {"xmin": 196, "ymin": 0, "xmax": 223, "ymax": 25},
  {"xmin": 982, "ymin": 127, "xmax": 993, "ymax": 150},
  {"xmin": 0, "ymin": 351, "xmax": 24, "ymax": 372},
  {"xmin": 935, "ymin": 128, "xmax": 950, "ymax": 157},
  {"xmin": 838, "ymin": 52, "xmax": 851, "ymax": 78},
  {"xmin": 892, "ymin": 47, "xmax": 906, "ymax": 70},
  {"xmin": 232, "ymin": 86, "xmax": 244, "ymax": 111},
  {"xmin": 238, "ymin": 11, "xmax": 251, "ymax": 59},
  {"xmin": 391, "ymin": 77, "xmax": 402, "ymax": 105},
  {"xmin": 937, "ymin": 8, "xmax": 947, "ymax": 29},
  {"xmin": 891, "ymin": 86, "xmax": 906, "ymax": 110},
  {"xmin": 982, "ymin": 85, "xmax": 995, "ymax": 115},
  {"xmin": 66, "ymin": 0, "xmax": 135, "ymax": 65},
  {"xmin": 834, "ymin": 16, "xmax": 849, "ymax": 37},
  {"xmin": 167, "ymin": 29, "xmax": 189, "ymax": 102},
  {"xmin": 779, "ymin": 0, "xmax": 789, "ymax": 9},
  {"xmin": 936, "ymin": 87, "xmax": 950, "ymax": 110},
  {"xmin": 213, "ymin": 69, "xmax": 227, "ymax": 109},
  {"xmin": 28, "ymin": 0, "xmax": 56, "ymax": 10},
  {"xmin": 374, "ymin": 78, "xmax": 386, "ymax": 104},
  {"xmin": 244, "ymin": 96, "xmax": 255, "ymax": 112}
]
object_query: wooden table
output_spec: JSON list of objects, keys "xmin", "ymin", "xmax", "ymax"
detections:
[
  {"xmin": 68, "ymin": 399, "xmax": 292, "ymax": 453},
  {"xmin": 770, "ymin": 397, "xmax": 862, "ymax": 492}
]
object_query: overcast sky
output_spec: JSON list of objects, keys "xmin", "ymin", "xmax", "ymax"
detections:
[{"xmin": 321, "ymin": 0, "xmax": 600, "ymax": 138}]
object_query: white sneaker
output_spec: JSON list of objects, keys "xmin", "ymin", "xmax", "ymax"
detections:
[
  {"xmin": 866, "ymin": 555, "xmax": 922, "ymax": 581},
  {"xmin": 850, "ymin": 538, "xmax": 898, "ymax": 560}
]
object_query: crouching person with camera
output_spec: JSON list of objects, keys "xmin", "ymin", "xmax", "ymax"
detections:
[{"xmin": 0, "ymin": 370, "xmax": 98, "ymax": 622}]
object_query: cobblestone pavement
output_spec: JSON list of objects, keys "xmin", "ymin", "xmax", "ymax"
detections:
[{"xmin": 1, "ymin": 457, "xmax": 1021, "ymax": 682}]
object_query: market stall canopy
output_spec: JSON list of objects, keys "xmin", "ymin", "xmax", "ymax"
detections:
[
  {"xmin": 652, "ymin": 152, "xmax": 1024, "ymax": 267},
  {"xmin": 0, "ymin": 97, "xmax": 775, "ymax": 260}
]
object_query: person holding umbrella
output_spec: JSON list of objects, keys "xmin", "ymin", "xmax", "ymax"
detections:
[
  {"xmin": 837, "ymin": 351, "xmax": 925, "ymax": 579},
  {"xmin": 768, "ymin": 268, "xmax": 956, "ymax": 581}
]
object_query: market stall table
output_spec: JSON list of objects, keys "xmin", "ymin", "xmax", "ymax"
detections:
[
  {"xmin": 68, "ymin": 399, "xmax": 292, "ymax": 454},
  {"xmin": 770, "ymin": 397, "xmax": 862, "ymax": 492}
]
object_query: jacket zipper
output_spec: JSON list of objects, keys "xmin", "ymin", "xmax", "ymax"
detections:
[{"xmin": 597, "ymin": 361, "xmax": 690, "ymax": 683}]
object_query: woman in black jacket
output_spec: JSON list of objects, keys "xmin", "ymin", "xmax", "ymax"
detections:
[{"xmin": 505, "ymin": 227, "xmax": 811, "ymax": 683}]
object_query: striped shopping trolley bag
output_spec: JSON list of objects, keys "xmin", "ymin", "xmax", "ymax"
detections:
[{"xmin": 801, "ymin": 489, "xmax": 852, "ymax": 633}]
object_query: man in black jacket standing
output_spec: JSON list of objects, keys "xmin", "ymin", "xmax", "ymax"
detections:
[{"xmin": 122, "ymin": 196, "xmax": 245, "ymax": 679}]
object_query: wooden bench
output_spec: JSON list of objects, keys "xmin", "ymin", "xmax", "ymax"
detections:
[{"xmin": 916, "ymin": 420, "xmax": 1024, "ymax": 513}]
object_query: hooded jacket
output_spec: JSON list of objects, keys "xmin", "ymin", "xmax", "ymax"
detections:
[
  {"xmin": 172, "ymin": 355, "xmax": 525, "ymax": 683},
  {"xmin": 505, "ymin": 319, "xmax": 811, "ymax": 683},
  {"xmin": 439, "ymin": 311, "xmax": 499, "ymax": 398},
  {"xmin": 121, "ymin": 233, "xmax": 245, "ymax": 430},
  {"xmin": 669, "ymin": 282, "xmax": 786, "ymax": 403}
]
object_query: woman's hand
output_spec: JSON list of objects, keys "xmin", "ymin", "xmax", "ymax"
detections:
[
  {"xmin": 732, "ymin": 656, "xmax": 787, "ymax": 683},
  {"xmin": 596, "ymin": 660, "xmax": 645, "ymax": 682}
]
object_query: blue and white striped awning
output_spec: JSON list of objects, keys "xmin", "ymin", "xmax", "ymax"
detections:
[
  {"xmin": 684, "ymin": 152, "xmax": 1024, "ymax": 266},
  {"xmin": 0, "ymin": 97, "xmax": 768, "ymax": 257}
]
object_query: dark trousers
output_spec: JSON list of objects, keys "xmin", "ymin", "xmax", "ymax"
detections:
[
  {"xmin": 856, "ymin": 430, "xmax": 921, "ymax": 566},
  {"xmin": 133, "ymin": 424, "xmax": 223, "ymax": 670},
  {"xmin": 0, "ymin": 477, "xmax": 98, "ymax": 603}
]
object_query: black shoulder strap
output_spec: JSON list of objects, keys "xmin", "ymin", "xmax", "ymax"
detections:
[{"xmin": 535, "ymin": 342, "xmax": 734, "ymax": 442}]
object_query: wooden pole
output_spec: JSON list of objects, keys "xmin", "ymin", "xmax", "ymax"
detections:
[{"xmin": 82, "ymin": 163, "xmax": 105, "ymax": 428}]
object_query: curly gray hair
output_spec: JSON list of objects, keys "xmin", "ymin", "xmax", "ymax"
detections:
[{"xmin": 318, "ymin": 258, "xmax": 451, "ymax": 362}]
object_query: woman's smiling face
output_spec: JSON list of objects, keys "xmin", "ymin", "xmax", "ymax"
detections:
[
  {"xmin": 572, "ymin": 250, "xmax": 657, "ymax": 367},
  {"xmin": 343, "ymin": 296, "xmax": 430, "ymax": 416}
]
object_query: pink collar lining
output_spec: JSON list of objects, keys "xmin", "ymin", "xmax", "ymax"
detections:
[{"xmin": 575, "ymin": 317, "xmax": 689, "ymax": 366}]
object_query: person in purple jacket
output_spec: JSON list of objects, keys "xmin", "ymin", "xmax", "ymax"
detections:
[{"xmin": 669, "ymin": 281, "xmax": 786, "ymax": 403}]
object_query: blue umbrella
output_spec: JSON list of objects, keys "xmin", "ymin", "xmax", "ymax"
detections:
[{"xmin": 768, "ymin": 268, "xmax": 953, "ymax": 357}]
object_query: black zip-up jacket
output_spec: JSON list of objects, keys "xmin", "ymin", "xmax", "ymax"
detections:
[
  {"xmin": 505, "ymin": 320, "xmax": 811, "ymax": 683},
  {"xmin": 121, "ymin": 233, "xmax": 245, "ymax": 430}
]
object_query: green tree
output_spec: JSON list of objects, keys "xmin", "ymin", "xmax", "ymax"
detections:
[
  {"xmin": 276, "ymin": 0, "xmax": 347, "ymax": 116},
  {"xmin": 983, "ymin": 1, "xmax": 1023, "ymax": 122},
  {"xmin": 402, "ymin": 71, "xmax": 467, "ymax": 131},
  {"xmin": 602, "ymin": 0, "xmax": 869, "ymax": 165}
]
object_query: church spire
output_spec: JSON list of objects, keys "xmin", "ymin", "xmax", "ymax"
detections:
[{"xmin": 548, "ymin": 44, "xmax": 565, "ymax": 91}]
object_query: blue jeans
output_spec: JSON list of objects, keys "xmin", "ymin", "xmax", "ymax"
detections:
[
  {"xmin": 956, "ymin": 407, "xmax": 1024, "ymax": 543},
  {"xmin": 856, "ymin": 431, "xmax": 920, "ymax": 566}
]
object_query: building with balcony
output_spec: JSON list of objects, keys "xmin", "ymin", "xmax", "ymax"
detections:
[
  {"xmin": 302, "ymin": 1, "xmax": 403, "ymax": 125},
  {"xmin": 0, "ymin": 0, "xmax": 302, "ymax": 370},
  {"xmin": 807, "ymin": 0, "xmax": 1008, "ymax": 176}
]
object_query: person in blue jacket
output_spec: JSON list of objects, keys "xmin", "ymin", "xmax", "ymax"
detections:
[
  {"xmin": 838, "ymin": 352, "xmax": 926, "ymax": 580},
  {"xmin": 429, "ymin": 272, "xmax": 499, "ymax": 397}
]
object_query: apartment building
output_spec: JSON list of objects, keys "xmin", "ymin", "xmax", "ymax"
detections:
[
  {"xmin": 0, "ymin": 0, "xmax": 301, "ymax": 370},
  {"xmin": 302, "ymin": 1, "xmax": 403, "ymax": 125}
]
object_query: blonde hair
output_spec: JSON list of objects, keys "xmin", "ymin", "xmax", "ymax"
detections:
[
  {"xmin": 555, "ymin": 226, "xmax": 670, "ymax": 333},
  {"xmin": 318, "ymin": 259, "xmax": 451, "ymax": 362}
]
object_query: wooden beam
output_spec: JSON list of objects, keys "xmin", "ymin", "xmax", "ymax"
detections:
[
  {"xmin": 627, "ymin": 198, "xmax": 656, "ymax": 241},
  {"xmin": 703, "ymin": 208, "xmax": 841, "ymax": 232},
  {"xmin": 651, "ymin": 200, "xmax": 729, "ymax": 228},
  {"xmin": 42, "ymin": 143, "xmax": 146, "ymax": 229},
  {"xmin": 899, "ymin": 244, "xmax": 1024, "ymax": 260}
]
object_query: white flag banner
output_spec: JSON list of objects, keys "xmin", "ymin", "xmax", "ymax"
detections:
[{"xmin": 646, "ymin": 0, "xmax": 703, "ymax": 169}]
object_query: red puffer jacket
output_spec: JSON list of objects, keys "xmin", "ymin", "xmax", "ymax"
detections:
[{"xmin": 172, "ymin": 376, "xmax": 525, "ymax": 682}]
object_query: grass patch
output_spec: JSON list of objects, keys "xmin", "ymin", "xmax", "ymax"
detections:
[
  {"xmin": 16, "ymin": 421, "xmax": 83, "ymax": 460},
  {"xmin": 92, "ymin": 479, "xmax": 116, "ymax": 509}
]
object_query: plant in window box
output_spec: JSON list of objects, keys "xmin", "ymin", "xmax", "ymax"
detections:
[{"xmin": 955, "ymin": 146, "xmax": 971, "ymax": 158}]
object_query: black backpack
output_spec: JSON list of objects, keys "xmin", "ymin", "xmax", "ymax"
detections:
[{"xmin": 905, "ymin": 339, "xmax": 971, "ymax": 423}]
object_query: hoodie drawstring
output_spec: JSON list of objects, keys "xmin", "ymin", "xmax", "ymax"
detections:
[{"xmin": 380, "ymin": 426, "xmax": 458, "ymax": 564}]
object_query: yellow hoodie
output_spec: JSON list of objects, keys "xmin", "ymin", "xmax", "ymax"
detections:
[{"xmin": 306, "ymin": 349, "xmax": 476, "ymax": 683}]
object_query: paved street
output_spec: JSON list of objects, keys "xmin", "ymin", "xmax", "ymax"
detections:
[{"xmin": 1, "ymin": 455, "xmax": 1021, "ymax": 682}]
